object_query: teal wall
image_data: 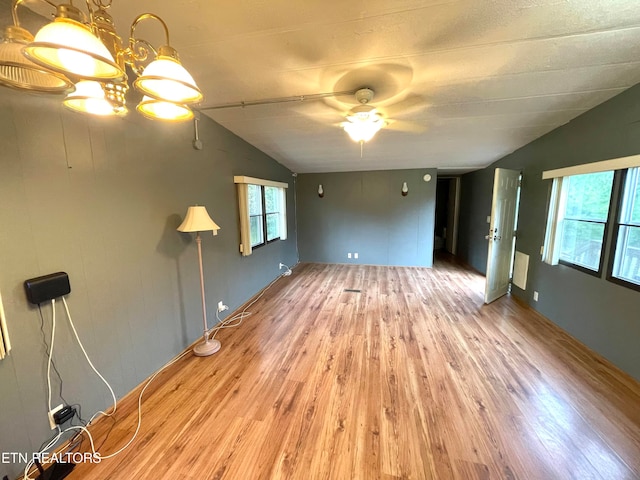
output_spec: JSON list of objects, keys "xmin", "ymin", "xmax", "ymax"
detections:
[
  {"xmin": 458, "ymin": 83, "xmax": 640, "ymax": 381},
  {"xmin": 0, "ymin": 62, "xmax": 296, "ymax": 480},
  {"xmin": 297, "ymin": 169, "xmax": 437, "ymax": 267}
]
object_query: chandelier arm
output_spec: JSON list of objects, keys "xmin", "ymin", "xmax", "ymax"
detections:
[
  {"xmin": 11, "ymin": 0, "xmax": 23, "ymax": 26},
  {"xmin": 125, "ymin": 38, "xmax": 157, "ymax": 76},
  {"xmin": 130, "ymin": 13, "xmax": 171, "ymax": 49},
  {"xmin": 12, "ymin": 0, "xmax": 57, "ymax": 27}
]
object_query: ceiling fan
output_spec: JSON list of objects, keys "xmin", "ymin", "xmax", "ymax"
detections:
[{"xmin": 200, "ymin": 83, "xmax": 423, "ymax": 155}]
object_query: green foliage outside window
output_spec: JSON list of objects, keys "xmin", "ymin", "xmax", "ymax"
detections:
[{"xmin": 559, "ymin": 171, "xmax": 613, "ymax": 271}]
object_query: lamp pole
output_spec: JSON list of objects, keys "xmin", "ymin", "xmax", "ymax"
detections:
[
  {"xmin": 193, "ymin": 231, "xmax": 221, "ymax": 356},
  {"xmin": 177, "ymin": 205, "xmax": 221, "ymax": 356},
  {"xmin": 196, "ymin": 232, "xmax": 207, "ymax": 343}
]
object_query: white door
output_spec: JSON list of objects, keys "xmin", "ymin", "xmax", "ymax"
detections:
[{"xmin": 484, "ymin": 168, "xmax": 520, "ymax": 304}]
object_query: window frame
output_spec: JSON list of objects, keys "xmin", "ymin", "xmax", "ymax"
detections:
[
  {"xmin": 557, "ymin": 171, "xmax": 616, "ymax": 277},
  {"xmin": 543, "ymin": 171, "xmax": 616, "ymax": 277},
  {"xmin": 234, "ymin": 176, "xmax": 288, "ymax": 257},
  {"xmin": 247, "ymin": 184, "xmax": 264, "ymax": 248},
  {"xmin": 607, "ymin": 168, "xmax": 640, "ymax": 292},
  {"xmin": 250, "ymin": 185, "xmax": 282, "ymax": 250}
]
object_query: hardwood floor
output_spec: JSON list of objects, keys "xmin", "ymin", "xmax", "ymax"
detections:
[{"xmin": 66, "ymin": 257, "xmax": 640, "ymax": 479}]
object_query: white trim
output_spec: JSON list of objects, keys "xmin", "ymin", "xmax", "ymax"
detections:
[
  {"xmin": 542, "ymin": 178, "xmax": 564, "ymax": 265},
  {"xmin": 234, "ymin": 176, "xmax": 289, "ymax": 189},
  {"xmin": 0, "ymin": 290, "xmax": 10, "ymax": 359},
  {"xmin": 542, "ymin": 154, "xmax": 640, "ymax": 180},
  {"xmin": 278, "ymin": 188, "xmax": 287, "ymax": 241},
  {"xmin": 237, "ymin": 183, "xmax": 252, "ymax": 256}
]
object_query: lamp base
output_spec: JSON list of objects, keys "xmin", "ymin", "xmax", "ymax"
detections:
[{"xmin": 193, "ymin": 338, "xmax": 221, "ymax": 357}]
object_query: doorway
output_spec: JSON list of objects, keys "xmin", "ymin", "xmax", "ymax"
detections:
[{"xmin": 434, "ymin": 177, "xmax": 461, "ymax": 255}]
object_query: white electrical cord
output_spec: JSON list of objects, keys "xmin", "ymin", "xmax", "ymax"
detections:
[
  {"xmin": 60, "ymin": 297, "xmax": 117, "ymax": 421},
  {"xmin": 28, "ymin": 266, "xmax": 297, "ymax": 472},
  {"xmin": 98, "ymin": 349, "xmax": 190, "ymax": 459},
  {"xmin": 47, "ymin": 300, "xmax": 56, "ymax": 417},
  {"xmin": 209, "ymin": 265, "xmax": 294, "ymax": 340},
  {"xmin": 22, "ymin": 425, "xmax": 97, "ymax": 480},
  {"xmin": 26, "ymin": 299, "xmax": 104, "ymax": 479}
]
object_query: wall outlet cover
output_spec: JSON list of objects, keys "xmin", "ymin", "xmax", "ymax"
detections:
[{"xmin": 48, "ymin": 404, "xmax": 64, "ymax": 430}]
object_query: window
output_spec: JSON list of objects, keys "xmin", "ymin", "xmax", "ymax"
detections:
[
  {"xmin": 542, "ymin": 155, "xmax": 640, "ymax": 288},
  {"xmin": 248, "ymin": 184, "xmax": 264, "ymax": 247},
  {"xmin": 610, "ymin": 167, "xmax": 640, "ymax": 288},
  {"xmin": 234, "ymin": 176, "xmax": 288, "ymax": 256},
  {"xmin": 543, "ymin": 171, "xmax": 614, "ymax": 274},
  {"xmin": 559, "ymin": 172, "xmax": 614, "ymax": 272},
  {"xmin": 264, "ymin": 186, "xmax": 282, "ymax": 242},
  {"xmin": 248, "ymin": 184, "xmax": 284, "ymax": 248}
]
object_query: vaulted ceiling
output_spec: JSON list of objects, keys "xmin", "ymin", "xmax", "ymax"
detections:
[{"xmin": 32, "ymin": 1, "xmax": 640, "ymax": 173}]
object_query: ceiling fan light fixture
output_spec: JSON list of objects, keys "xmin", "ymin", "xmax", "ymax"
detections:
[
  {"xmin": 342, "ymin": 108, "xmax": 385, "ymax": 143},
  {"xmin": 341, "ymin": 88, "xmax": 386, "ymax": 144}
]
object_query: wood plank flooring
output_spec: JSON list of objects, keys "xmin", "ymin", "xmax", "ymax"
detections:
[{"xmin": 66, "ymin": 257, "xmax": 640, "ymax": 479}]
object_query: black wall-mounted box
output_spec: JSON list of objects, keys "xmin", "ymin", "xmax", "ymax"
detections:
[{"xmin": 24, "ymin": 272, "xmax": 71, "ymax": 305}]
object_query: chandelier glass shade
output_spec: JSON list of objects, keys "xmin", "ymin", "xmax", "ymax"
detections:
[
  {"xmin": 0, "ymin": 0, "xmax": 203, "ymax": 122},
  {"xmin": 134, "ymin": 50, "xmax": 203, "ymax": 104},
  {"xmin": 137, "ymin": 95, "xmax": 193, "ymax": 122},
  {"xmin": 0, "ymin": 25, "xmax": 73, "ymax": 92},
  {"xmin": 24, "ymin": 13, "xmax": 124, "ymax": 81},
  {"xmin": 63, "ymin": 79, "xmax": 125, "ymax": 116}
]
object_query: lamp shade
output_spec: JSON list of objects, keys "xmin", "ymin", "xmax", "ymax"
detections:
[
  {"xmin": 0, "ymin": 26, "xmax": 73, "ymax": 93},
  {"xmin": 134, "ymin": 54, "xmax": 203, "ymax": 104},
  {"xmin": 137, "ymin": 96, "xmax": 193, "ymax": 122},
  {"xmin": 64, "ymin": 80, "xmax": 118, "ymax": 115},
  {"xmin": 177, "ymin": 206, "xmax": 220, "ymax": 235},
  {"xmin": 23, "ymin": 17, "xmax": 124, "ymax": 81}
]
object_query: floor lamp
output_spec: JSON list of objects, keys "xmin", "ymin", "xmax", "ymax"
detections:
[{"xmin": 177, "ymin": 205, "xmax": 221, "ymax": 356}]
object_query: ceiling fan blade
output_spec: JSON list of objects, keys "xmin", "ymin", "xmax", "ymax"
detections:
[
  {"xmin": 379, "ymin": 93, "xmax": 431, "ymax": 118},
  {"xmin": 385, "ymin": 119, "xmax": 427, "ymax": 134}
]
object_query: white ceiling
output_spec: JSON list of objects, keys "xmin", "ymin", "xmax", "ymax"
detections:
[{"xmin": 47, "ymin": 1, "xmax": 640, "ymax": 172}]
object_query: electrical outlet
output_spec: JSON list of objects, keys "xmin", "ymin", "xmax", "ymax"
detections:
[
  {"xmin": 217, "ymin": 301, "xmax": 228, "ymax": 313},
  {"xmin": 348, "ymin": 253, "xmax": 352, "ymax": 259},
  {"xmin": 540, "ymin": 246, "xmax": 544, "ymax": 255},
  {"xmin": 354, "ymin": 253, "xmax": 359, "ymax": 259},
  {"xmin": 533, "ymin": 291, "xmax": 539, "ymax": 302},
  {"xmin": 486, "ymin": 216, "xmax": 491, "ymax": 223},
  {"xmin": 49, "ymin": 404, "xmax": 64, "ymax": 430}
]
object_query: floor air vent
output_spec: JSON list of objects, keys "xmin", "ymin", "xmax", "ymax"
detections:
[{"xmin": 344, "ymin": 289, "xmax": 361, "ymax": 293}]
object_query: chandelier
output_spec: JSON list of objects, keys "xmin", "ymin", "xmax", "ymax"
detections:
[{"xmin": 0, "ymin": 0, "xmax": 202, "ymax": 121}]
